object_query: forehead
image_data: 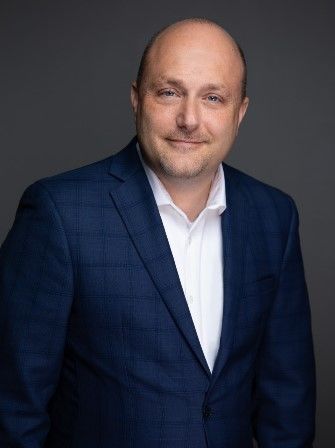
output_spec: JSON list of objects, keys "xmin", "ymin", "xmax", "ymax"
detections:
[{"xmin": 145, "ymin": 24, "xmax": 243, "ymax": 89}]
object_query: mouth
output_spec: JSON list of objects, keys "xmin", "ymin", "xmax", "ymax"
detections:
[{"xmin": 166, "ymin": 139, "xmax": 204, "ymax": 147}]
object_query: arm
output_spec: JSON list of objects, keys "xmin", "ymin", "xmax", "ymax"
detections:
[
  {"xmin": 252, "ymin": 197, "xmax": 316, "ymax": 447},
  {"xmin": 0, "ymin": 181, "xmax": 74, "ymax": 447}
]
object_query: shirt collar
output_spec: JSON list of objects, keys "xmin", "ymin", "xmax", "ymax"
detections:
[{"xmin": 136, "ymin": 142, "xmax": 226, "ymax": 216}]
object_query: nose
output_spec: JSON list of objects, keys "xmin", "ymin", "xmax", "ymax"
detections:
[{"xmin": 176, "ymin": 97, "xmax": 200, "ymax": 132}]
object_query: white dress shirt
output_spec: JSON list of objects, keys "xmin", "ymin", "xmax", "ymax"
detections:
[{"xmin": 137, "ymin": 144, "xmax": 226, "ymax": 372}]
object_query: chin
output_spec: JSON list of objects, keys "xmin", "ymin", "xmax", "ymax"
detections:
[{"xmin": 159, "ymin": 159, "xmax": 206, "ymax": 179}]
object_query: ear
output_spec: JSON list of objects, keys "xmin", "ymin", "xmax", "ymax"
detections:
[
  {"xmin": 130, "ymin": 81, "xmax": 139, "ymax": 115},
  {"xmin": 237, "ymin": 96, "xmax": 249, "ymax": 131}
]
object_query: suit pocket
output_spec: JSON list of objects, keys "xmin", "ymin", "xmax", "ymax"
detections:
[
  {"xmin": 244, "ymin": 275, "xmax": 277, "ymax": 297},
  {"xmin": 237, "ymin": 275, "xmax": 277, "ymax": 325}
]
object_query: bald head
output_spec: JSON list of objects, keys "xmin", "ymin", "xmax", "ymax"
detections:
[
  {"xmin": 130, "ymin": 17, "xmax": 250, "ymax": 184},
  {"xmin": 136, "ymin": 18, "xmax": 247, "ymax": 100}
]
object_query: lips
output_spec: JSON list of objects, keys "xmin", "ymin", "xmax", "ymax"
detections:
[
  {"xmin": 171, "ymin": 140, "xmax": 202, "ymax": 143},
  {"xmin": 167, "ymin": 139, "xmax": 203, "ymax": 145}
]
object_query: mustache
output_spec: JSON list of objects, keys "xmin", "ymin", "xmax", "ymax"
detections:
[{"xmin": 165, "ymin": 133, "xmax": 209, "ymax": 143}]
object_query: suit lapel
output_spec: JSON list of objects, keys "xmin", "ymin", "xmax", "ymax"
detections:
[
  {"xmin": 109, "ymin": 138, "xmax": 212, "ymax": 378},
  {"xmin": 208, "ymin": 164, "xmax": 249, "ymax": 389}
]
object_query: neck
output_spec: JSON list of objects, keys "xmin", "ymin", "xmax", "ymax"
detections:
[{"xmin": 156, "ymin": 172, "xmax": 216, "ymax": 222}]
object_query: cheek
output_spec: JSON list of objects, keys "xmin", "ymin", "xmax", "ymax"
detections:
[
  {"xmin": 205, "ymin": 111, "xmax": 237, "ymax": 138},
  {"xmin": 142, "ymin": 104, "xmax": 173, "ymax": 130}
]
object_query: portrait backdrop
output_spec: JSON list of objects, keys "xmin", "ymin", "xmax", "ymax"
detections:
[{"xmin": 0, "ymin": 0, "xmax": 334, "ymax": 446}]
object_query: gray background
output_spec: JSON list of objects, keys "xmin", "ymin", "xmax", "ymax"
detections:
[{"xmin": 1, "ymin": 1, "xmax": 334, "ymax": 445}]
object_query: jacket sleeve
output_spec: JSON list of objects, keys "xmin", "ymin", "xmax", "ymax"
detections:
[
  {"xmin": 252, "ymin": 197, "xmax": 316, "ymax": 447},
  {"xmin": 0, "ymin": 181, "xmax": 74, "ymax": 447}
]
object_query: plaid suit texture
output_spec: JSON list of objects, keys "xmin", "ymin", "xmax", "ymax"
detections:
[{"xmin": 0, "ymin": 137, "xmax": 315, "ymax": 447}]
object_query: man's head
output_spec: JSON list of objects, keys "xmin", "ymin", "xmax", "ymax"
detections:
[{"xmin": 131, "ymin": 18, "xmax": 249, "ymax": 181}]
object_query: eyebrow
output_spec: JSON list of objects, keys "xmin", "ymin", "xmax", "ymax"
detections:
[{"xmin": 152, "ymin": 77, "xmax": 229, "ymax": 94}]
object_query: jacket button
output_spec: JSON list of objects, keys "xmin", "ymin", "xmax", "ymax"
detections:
[{"xmin": 202, "ymin": 405, "xmax": 212, "ymax": 420}]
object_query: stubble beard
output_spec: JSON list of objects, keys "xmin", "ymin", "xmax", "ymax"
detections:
[
  {"xmin": 137, "ymin": 129, "xmax": 213, "ymax": 181},
  {"xmin": 135, "ymin": 108, "xmax": 215, "ymax": 180},
  {"xmin": 155, "ymin": 147, "xmax": 211, "ymax": 180}
]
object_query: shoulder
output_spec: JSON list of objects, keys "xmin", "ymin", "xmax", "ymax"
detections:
[
  {"xmin": 223, "ymin": 162, "xmax": 298, "ymax": 228},
  {"xmin": 40, "ymin": 154, "xmax": 114, "ymax": 189},
  {"xmin": 21, "ymin": 153, "xmax": 117, "ymax": 206}
]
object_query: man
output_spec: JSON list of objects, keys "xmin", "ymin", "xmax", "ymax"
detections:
[{"xmin": 0, "ymin": 18, "xmax": 316, "ymax": 448}]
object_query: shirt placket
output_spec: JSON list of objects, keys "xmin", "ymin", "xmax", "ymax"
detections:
[{"xmin": 184, "ymin": 219, "xmax": 203, "ymax": 344}]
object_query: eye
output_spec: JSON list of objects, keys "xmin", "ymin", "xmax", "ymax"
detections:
[
  {"xmin": 160, "ymin": 90, "xmax": 176, "ymax": 97},
  {"xmin": 207, "ymin": 95, "xmax": 221, "ymax": 102}
]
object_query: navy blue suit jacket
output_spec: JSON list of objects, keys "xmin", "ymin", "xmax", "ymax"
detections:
[{"xmin": 0, "ymin": 137, "xmax": 316, "ymax": 447}]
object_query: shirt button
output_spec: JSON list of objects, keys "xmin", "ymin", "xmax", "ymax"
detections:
[
  {"xmin": 187, "ymin": 235, "xmax": 192, "ymax": 245},
  {"xmin": 188, "ymin": 295, "xmax": 193, "ymax": 303}
]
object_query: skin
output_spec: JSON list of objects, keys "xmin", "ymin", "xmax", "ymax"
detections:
[{"xmin": 131, "ymin": 21, "xmax": 249, "ymax": 221}]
